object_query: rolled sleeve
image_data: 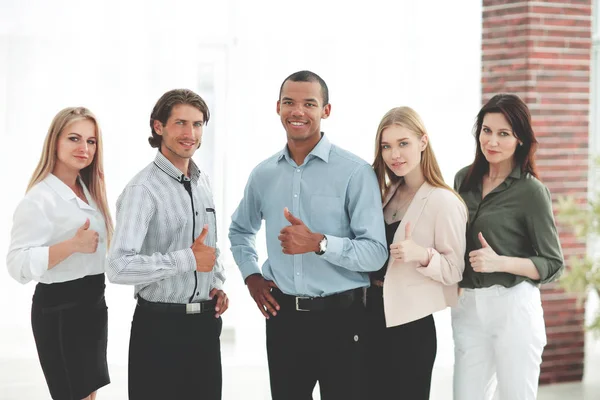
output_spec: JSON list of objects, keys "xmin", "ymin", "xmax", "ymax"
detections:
[
  {"xmin": 416, "ymin": 194, "xmax": 467, "ymax": 285},
  {"xmin": 6, "ymin": 199, "xmax": 53, "ymax": 284},
  {"xmin": 321, "ymin": 165, "xmax": 387, "ymax": 272},
  {"xmin": 526, "ymin": 186, "xmax": 565, "ymax": 284}
]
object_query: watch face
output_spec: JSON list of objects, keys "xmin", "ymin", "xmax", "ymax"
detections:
[{"xmin": 320, "ymin": 237, "xmax": 327, "ymax": 252}]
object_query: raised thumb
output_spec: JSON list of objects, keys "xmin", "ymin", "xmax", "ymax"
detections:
[
  {"xmin": 404, "ymin": 221, "xmax": 412, "ymax": 240},
  {"xmin": 80, "ymin": 219, "xmax": 90, "ymax": 231},
  {"xmin": 196, "ymin": 224, "xmax": 209, "ymax": 244},
  {"xmin": 478, "ymin": 232, "xmax": 489, "ymax": 248}
]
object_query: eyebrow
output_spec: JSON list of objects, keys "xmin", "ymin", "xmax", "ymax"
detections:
[
  {"xmin": 281, "ymin": 97, "xmax": 319, "ymax": 103},
  {"xmin": 381, "ymin": 137, "xmax": 410, "ymax": 143},
  {"xmin": 175, "ymin": 118, "xmax": 204, "ymax": 124},
  {"xmin": 483, "ymin": 124, "xmax": 512, "ymax": 132},
  {"xmin": 67, "ymin": 132, "xmax": 96, "ymax": 139}
]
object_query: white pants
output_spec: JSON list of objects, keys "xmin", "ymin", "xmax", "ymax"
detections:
[{"xmin": 451, "ymin": 282, "xmax": 547, "ymax": 400}]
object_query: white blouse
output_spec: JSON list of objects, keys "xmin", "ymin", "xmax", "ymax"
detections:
[{"xmin": 7, "ymin": 173, "xmax": 108, "ymax": 284}]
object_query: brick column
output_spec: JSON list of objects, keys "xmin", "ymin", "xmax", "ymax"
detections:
[{"xmin": 482, "ymin": 0, "xmax": 592, "ymax": 384}]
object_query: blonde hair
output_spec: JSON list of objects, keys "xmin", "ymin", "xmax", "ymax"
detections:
[
  {"xmin": 372, "ymin": 106, "xmax": 463, "ymax": 204},
  {"xmin": 27, "ymin": 107, "xmax": 114, "ymax": 245}
]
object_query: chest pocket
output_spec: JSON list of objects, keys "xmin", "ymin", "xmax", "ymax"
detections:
[{"xmin": 310, "ymin": 195, "xmax": 343, "ymax": 236}]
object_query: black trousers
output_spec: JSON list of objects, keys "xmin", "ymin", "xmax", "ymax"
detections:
[
  {"xmin": 266, "ymin": 290, "xmax": 367, "ymax": 400},
  {"xmin": 128, "ymin": 304, "xmax": 223, "ymax": 400},
  {"xmin": 365, "ymin": 287, "xmax": 437, "ymax": 400}
]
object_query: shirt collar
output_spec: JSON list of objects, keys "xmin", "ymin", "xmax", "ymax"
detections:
[
  {"xmin": 508, "ymin": 164, "xmax": 522, "ymax": 180},
  {"xmin": 44, "ymin": 173, "xmax": 76, "ymax": 201},
  {"xmin": 276, "ymin": 132, "xmax": 331, "ymax": 165},
  {"xmin": 153, "ymin": 151, "xmax": 201, "ymax": 183},
  {"xmin": 44, "ymin": 173, "xmax": 96, "ymax": 211}
]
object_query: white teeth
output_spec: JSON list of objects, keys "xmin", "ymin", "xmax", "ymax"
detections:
[{"xmin": 290, "ymin": 122, "xmax": 305, "ymax": 126}]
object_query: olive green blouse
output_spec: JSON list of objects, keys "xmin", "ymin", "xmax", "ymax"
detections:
[{"xmin": 454, "ymin": 165, "xmax": 565, "ymax": 289}]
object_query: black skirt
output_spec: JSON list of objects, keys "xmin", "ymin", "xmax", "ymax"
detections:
[{"xmin": 31, "ymin": 274, "xmax": 110, "ymax": 400}]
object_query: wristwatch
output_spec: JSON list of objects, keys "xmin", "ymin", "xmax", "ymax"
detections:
[{"xmin": 316, "ymin": 235, "xmax": 328, "ymax": 255}]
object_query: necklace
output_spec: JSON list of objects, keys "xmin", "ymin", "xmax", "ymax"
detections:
[{"xmin": 391, "ymin": 188, "xmax": 418, "ymax": 220}]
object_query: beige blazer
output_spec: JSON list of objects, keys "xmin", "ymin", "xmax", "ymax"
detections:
[{"xmin": 382, "ymin": 181, "xmax": 467, "ymax": 327}]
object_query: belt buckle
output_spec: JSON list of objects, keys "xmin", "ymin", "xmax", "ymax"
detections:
[
  {"xmin": 295, "ymin": 296, "xmax": 311, "ymax": 311},
  {"xmin": 186, "ymin": 303, "xmax": 202, "ymax": 314}
]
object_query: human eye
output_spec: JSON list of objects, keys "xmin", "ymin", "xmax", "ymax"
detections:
[
  {"xmin": 381, "ymin": 144, "xmax": 390, "ymax": 150},
  {"xmin": 69, "ymin": 136, "xmax": 79, "ymax": 142},
  {"xmin": 500, "ymin": 131, "xmax": 510, "ymax": 137},
  {"xmin": 175, "ymin": 120, "xmax": 184, "ymax": 125},
  {"xmin": 399, "ymin": 142, "xmax": 409, "ymax": 147},
  {"xmin": 306, "ymin": 103, "xmax": 316, "ymax": 108},
  {"xmin": 193, "ymin": 122, "xmax": 203, "ymax": 127},
  {"xmin": 87, "ymin": 139, "xmax": 97, "ymax": 145},
  {"xmin": 482, "ymin": 128, "xmax": 491, "ymax": 134},
  {"xmin": 282, "ymin": 101, "xmax": 292, "ymax": 105}
]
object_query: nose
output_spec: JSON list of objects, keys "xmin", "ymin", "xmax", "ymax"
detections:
[
  {"xmin": 291, "ymin": 104, "xmax": 304, "ymax": 116},
  {"xmin": 183, "ymin": 123, "xmax": 194, "ymax": 135},
  {"xmin": 391, "ymin": 147, "xmax": 402, "ymax": 159},
  {"xmin": 78, "ymin": 141, "xmax": 89, "ymax": 153}
]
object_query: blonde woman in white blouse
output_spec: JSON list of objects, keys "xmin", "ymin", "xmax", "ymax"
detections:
[{"xmin": 7, "ymin": 107, "xmax": 113, "ymax": 400}]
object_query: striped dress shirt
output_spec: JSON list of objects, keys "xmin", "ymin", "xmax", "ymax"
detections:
[{"xmin": 107, "ymin": 151, "xmax": 225, "ymax": 303}]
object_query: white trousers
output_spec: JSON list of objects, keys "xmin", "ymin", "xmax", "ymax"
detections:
[{"xmin": 451, "ymin": 282, "xmax": 547, "ymax": 400}]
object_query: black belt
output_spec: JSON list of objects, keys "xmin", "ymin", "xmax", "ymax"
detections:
[
  {"xmin": 272, "ymin": 288, "xmax": 364, "ymax": 312},
  {"xmin": 137, "ymin": 296, "xmax": 216, "ymax": 315}
]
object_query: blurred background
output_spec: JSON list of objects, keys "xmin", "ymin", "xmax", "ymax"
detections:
[{"xmin": 0, "ymin": 0, "xmax": 597, "ymax": 398}]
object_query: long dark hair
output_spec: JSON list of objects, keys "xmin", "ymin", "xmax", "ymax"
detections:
[{"xmin": 460, "ymin": 93, "xmax": 539, "ymax": 192}]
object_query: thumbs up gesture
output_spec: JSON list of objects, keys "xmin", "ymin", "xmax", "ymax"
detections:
[
  {"xmin": 278, "ymin": 207, "xmax": 323, "ymax": 255},
  {"xmin": 468, "ymin": 232, "xmax": 503, "ymax": 273},
  {"xmin": 191, "ymin": 224, "xmax": 216, "ymax": 272},
  {"xmin": 389, "ymin": 222, "xmax": 430, "ymax": 265},
  {"xmin": 71, "ymin": 219, "xmax": 99, "ymax": 254}
]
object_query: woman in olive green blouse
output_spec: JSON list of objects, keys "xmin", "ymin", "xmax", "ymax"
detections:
[{"xmin": 452, "ymin": 94, "xmax": 564, "ymax": 400}]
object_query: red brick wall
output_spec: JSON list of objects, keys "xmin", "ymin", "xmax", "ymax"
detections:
[{"xmin": 482, "ymin": 0, "xmax": 592, "ymax": 384}]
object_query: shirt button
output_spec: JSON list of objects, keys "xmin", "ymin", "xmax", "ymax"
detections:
[
  {"xmin": 197, "ymin": 292, "xmax": 200, "ymax": 296},
  {"xmin": 354, "ymin": 335, "xmax": 359, "ymax": 342},
  {"xmin": 294, "ymin": 194, "xmax": 298, "ymax": 198},
  {"xmin": 296, "ymin": 169, "xmax": 300, "ymax": 173},
  {"xmin": 196, "ymin": 212, "xmax": 199, "ymax": 216},
  {"xmin": 296, "ymin": 272, "xmax": 300, "ymax": 276}
]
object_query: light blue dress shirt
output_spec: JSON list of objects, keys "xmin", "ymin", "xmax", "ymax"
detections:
[{"xmin": 229, "ymin": 134, "xmax": 388, "ymax": 297}]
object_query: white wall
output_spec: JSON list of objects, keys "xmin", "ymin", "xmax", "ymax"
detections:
[{"xmin": 0, "ymin": 0, "xmax": 481, "ymax": 370}]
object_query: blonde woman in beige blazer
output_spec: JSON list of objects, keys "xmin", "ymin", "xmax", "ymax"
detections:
[{"xmin": 366, "ymin": 107, "xmax": 467, "ymax": 400}]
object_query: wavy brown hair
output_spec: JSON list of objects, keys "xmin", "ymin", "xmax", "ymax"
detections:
[{"xmin": 460, "ymin": 93, "xmax": 539, "ymax": 192}]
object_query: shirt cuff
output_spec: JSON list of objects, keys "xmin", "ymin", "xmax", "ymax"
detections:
[
  {"xmin": 321, "ymin": 235, "xmax": 343, "ymax": 264},
  {"xmin": 239, "ymin": 260, "xmax": 262, "ymax": 281},
  {"xmin": 173, "ymin": 248, "xmax": 197, "ymax": 274},
  {"xmin": 529, "ymin": 256, "xmax": 560, "ymax": 284},
  {"xmin": 29, "ymin": 246, "xmax": 50, "ymax": 280}
]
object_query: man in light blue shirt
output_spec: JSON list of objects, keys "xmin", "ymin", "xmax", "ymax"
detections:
[{"xmin": 229, "ymin": 70, "xmax": 387, "ymax": 400}]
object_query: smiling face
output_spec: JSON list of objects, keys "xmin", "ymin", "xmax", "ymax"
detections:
[
  {"xmin": 54, "ymin": 118, "xmax": 97, "ymax": 173},
  {"xmin": 276, "ymin": 80, "xmax": 330, "ymax": 145},
  {"xmin": 479, "ymin": 112, "xmax": 520, "ymax": 168},
  {"xmin": 380, "ymin": 124, "xmax": 427, "ymax": 180},
  {"xmin": 153, "ymin": 103, "xmax": 204, "ymax": 164}
]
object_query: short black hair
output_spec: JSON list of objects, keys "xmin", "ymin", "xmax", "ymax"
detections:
[
  {"xmin": 278, "ymin": 70, "xmax": 329, "ymax": 106},
  {"xmin": 148, "ymin": 89, "xmax": 210, "ymax": 148}
]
